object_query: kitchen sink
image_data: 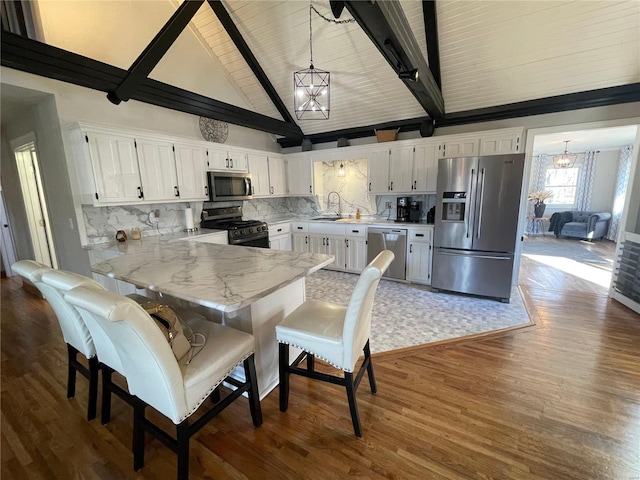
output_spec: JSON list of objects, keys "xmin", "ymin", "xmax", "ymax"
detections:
[{"xmin": 310, "ymin": 217, "xmax": 342, "ymax": 221}]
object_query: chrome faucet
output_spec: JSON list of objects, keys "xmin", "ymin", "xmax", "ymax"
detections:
[{"xmin": 327, "ymin": 191, "xmax": 341, "ymax": 217}]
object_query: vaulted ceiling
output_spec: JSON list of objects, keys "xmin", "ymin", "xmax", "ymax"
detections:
[{"xmin": 2, "ymin": 0, "xmax": 639, "ymax": 147}]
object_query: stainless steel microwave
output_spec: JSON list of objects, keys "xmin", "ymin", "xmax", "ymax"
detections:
[{"xmin": 207, "ymin": 171, "xmax": 253, "ymax": 201}]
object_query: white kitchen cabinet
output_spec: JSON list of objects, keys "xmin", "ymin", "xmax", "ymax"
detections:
[
  {"xmin": 367, "ymin": 147, "xmax": 390, "ymax": 194},
  {"xmin": 268, "ymin": 155, "xmax": 287, "ymax": 196},
  {"xmin": 308, "ymin": 223, "xmax": 347, "ymax": 271},
  {"xmin": 268, "ymin": 223, "xmax": 292, "ymax": 251},
  {"xmin": 173, "ymin": 143, "xmax": 209, "ymax": 201},
  {"xmin": 136, "ymin": 138, "xmax": 178, "ymax": 202},
  {"xmin": 345, "ymin": 225, "xmax": 367, "ymax": 272},
  {"xmin": 479, "ymin": 130, "xmax": 522, "ymax": 155},
  {"xmin": 86, "ymin": 131, "xmax": 142, "ymax": 205},
  {"xmin": 207, "ymin": 147, "xmax": 248, "ymax": 172},
  {"xmin": 389, "ymin": 145, "xmax": 414, "ymax": 193},
  {"xmin": 413, "ymin": 142, "xmax": 439, "ymax": 193},
  {"xmin": 406, "ymin": 227, "xmax": 433, "ymax": 284},
  {"xmin": 291, "ymin": 222, "xmax": 309, "ymax": 252},
  {"xmin": 439, "ymin": 137, "xmax": 478, "ymax": 159},
  {"xmin": 286, "ymin": 154, "xmax": 315, "ymax": 195},
  {"xmin": 247, "ymin": 153, "xmax": 271, "ymax": 197}
]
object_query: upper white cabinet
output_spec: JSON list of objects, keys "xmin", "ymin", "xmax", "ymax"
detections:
[
  {"xmin": 85, "ymin": 131, "xmax": 143, "ymax": 205},
  {"xmin": 367, "ymin": 147, "xmax": 391, "ymax": 194},
  {"xmin": 439, "ymin": 128, "xmax": 523, "ymax": 159},
  {"xmin": 389, "ymin": 145, "xmax": 414, "ymax": 193},
  {"xmin": 208, "ymin": 147, "xmax": 248, "ymax": 172},
  {"xmin": 479, "ymin": 130, "xmax": 522, "ymax": 155},
  {"xmin": 286, "ymin": 154, "xmax": 315, "ymax": 196},
  {"xmin": 136, "ymin": 138, "xmax": 178, "ymax": 202},
  {"xmin": 247, "ymin": 153, "xmax": 271, "ymax": 197},
  {"xmin": 438, "ymin": 137, "xmax": 478, "ymax": 159},
  {"xmin": 413, "ymin": 143, "xmax": 439, "ymax": 193},
  {"xmin": 173, "ymin": 143, "xmax": 209, "ymax": 201},
  {"xmin": 268, "ymin": 155, "xmax": 287, "ymax": 196}
]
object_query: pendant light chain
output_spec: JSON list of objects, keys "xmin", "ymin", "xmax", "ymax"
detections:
[{"xmin": 308, "ymin": 3, "xmax": 356, "ymax": 65}]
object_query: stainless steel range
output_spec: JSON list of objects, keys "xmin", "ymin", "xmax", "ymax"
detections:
[{"xmin": 200, "ymin": 206, "xmax": 269, "ymax": 248}]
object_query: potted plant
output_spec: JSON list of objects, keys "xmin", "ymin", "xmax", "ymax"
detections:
[{"xmin": 528, "ymin": 190, "xmax": 553, "ymax": 217}]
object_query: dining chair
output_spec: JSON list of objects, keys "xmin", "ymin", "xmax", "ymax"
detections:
[
  {"xmin": 12, "ymin": 259, "xmax": 103, "ymax": 420},
  {"xmin": 275, "ymin": 250, "xmax": 394, "ymax": 437},
  {"xmin": 64, "ymin": 285, "xmax": 262, "ymax": 480}
]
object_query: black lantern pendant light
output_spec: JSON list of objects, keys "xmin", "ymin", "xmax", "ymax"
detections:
[{"xmin": 294, "ymin": 3, "xmax": 330, "ymax": 120}]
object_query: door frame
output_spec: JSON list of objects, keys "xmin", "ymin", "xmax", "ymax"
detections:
[
  {"xmin": 10, "ymin": 132, "xmax": 58, "ymax": 269},
  {"xmin": 0, "ymin": 187, "xmax": 18, "ymax": 276}
]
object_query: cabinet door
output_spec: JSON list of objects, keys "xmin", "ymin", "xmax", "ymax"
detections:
[
  {"xmin": 174, "ymin": 144, "xmax": 209, "ymax": 200},
  {"xmin": 270, "ymin": 234, "xmax": 292, "ymax": 251},
  {"xmin": 479, "ymin": 133, "xmax": 521, "ymax": 155},
  {"xmin": 136, "ymin": 138, "xmax": 178, "ymax": 202},
  {"xmin": 87, "ymin": 132, "xmax": 142, "ymax": 204},
  {"xmin": 268, "ymin": 156, "xmax": 287, "ymax": 196},
  {"xmin": 325, "ymin": 235, "xmax": 346, "ymax": 270},
  {"xmin": 286, "ymin": 156, "xmax": 314, "ymax": 195},
  {"xmin": 407, "ymin": 241, "xmax": 432, "ymax": 284},
  {"xmin": 248, "ymin": 153, "xmax": 270, "ymax": 197},
  {"xmin": 413, "ymin": 143, "xmax": 439, "ymax": 192},
  {"xmin": 308, "ymin": 234, "xmax": 325, "ymax": 255},
  {"xmin": 367, "ymin": 148, "xmax": 390, "ymax": 194},
  {"xmin": 227, "ymin": 149, "xmax": 248, "ymax": 172},
  {"xmin": 292, "ymin": 233, "xmax": 309, "ymax": 252},
  {"xmin": 439, "ymin": 138, "xmax": 478, "ymax": 159},
  {"xmin": 346, "ymin": 237, "xmax": 367, "ymax": 272},
  {"xmin": 207, "ymin": 147, "xmax": 228, "ymax": 170},
  {"xmin": 389, "ymin": 146, "xmax": 414, "ymax": 193}
]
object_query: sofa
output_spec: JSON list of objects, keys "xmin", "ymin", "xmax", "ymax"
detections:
[{"xmin": 549, "ymin": 211, "xmax": 612, "ymax": 240}]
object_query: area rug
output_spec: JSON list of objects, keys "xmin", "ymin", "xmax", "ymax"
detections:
[
  {"xmin": 305, "ymin": 270, "xmax": 532, "ymax": 353},
  {"xmin": 522, "ymin": 238, "xmax": 611, "ymax": 265}
]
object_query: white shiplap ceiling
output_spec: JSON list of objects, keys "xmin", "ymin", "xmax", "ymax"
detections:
[
  {"xmin": 27, "ymin": 0, "xmax": 640, "ymax": 139},
  {"xmin": 190, "ymin": 0, "xmax": 639, "ymax": 136}
]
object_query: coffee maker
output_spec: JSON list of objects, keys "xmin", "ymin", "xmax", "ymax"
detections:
[
  {"xmin": 409, "ymin": 201, "xmax": 421, "ymax": 222},
  {"xmin": 396, "ymin": 197, "xmax": 409, "ymax": 222}
]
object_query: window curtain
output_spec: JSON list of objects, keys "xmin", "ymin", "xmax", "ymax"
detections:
[
  {"xmin": 607, "ymin": 146, "xmax": 634, "ymax": 241},
  {"xmin": 575, "ymin": 151, "xmax": 597, "ymax": 211},
  {"xmin": 530, "ymin": 154, "xmax": 548, "ymax": 193}
]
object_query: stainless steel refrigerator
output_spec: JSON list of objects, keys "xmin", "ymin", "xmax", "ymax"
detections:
[{"xmin": 432, "ymin": 154, "xmax": 525, "ymax": 302}]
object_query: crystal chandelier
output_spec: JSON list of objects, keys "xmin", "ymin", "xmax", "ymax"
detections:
[{"xmin": 553, "ymin": 140, "xmax": 579, "ymax": 168}]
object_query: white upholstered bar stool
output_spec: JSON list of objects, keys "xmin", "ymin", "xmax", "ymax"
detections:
[
  {"xmin": 64, "ymin": 286, "xmax": 262, "ymax": 480},
  {"xmin": 12, "ymin": 260, "xmax": 103, "ymax": 420},
  {"xmin": 276, "ymin": 250, "xmax": 394, "ymax": 437}
]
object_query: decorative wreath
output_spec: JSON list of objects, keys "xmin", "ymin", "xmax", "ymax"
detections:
[{"xmin": 199, "ymin": 117, "xmax": 229, "ymax": 143}]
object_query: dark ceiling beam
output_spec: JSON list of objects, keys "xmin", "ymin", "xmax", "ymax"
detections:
[
  {"xmin": 1, "ymin": 31, "xmax": 303, "ymax": 139},
  {"xmin": 422, "ymin": 0, "xmax": 441, "ymax": 89},
  {"xmin": 107, "ymin": 0, "xmax": 204, "ymax": 105},
  {"xmin": 341, "ymin": 0, "xmax": 445, "ymax": 119},
  {"xmin": 277, "ymin": 83, "xmax": 640, "ymax": 147},
  {"xmin": 207, "ymin": 0, "xmax": 297, "ymax": 126}
]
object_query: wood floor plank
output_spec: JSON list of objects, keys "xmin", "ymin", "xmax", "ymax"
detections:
[{"xmin": 2, "ymin": 250, "xmax": 639, "ymax": 480}]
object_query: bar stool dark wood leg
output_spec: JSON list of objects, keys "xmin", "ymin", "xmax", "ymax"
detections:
[
  {"xmin": 344, "ymin": 371, "xmax": 362, "ymax": 437},
  {"xmin": 279, "ymin": 343, "xmax": 290, "ymax": 412},
  {"xmin": 364, "ymin": 341, "xmax": 377, "ymax": 394}
]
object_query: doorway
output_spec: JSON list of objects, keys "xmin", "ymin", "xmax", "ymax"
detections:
[
  {"xmin": 10, "ymin": 134, "xmax": 58, "ymax": 268},
  {"xmin": 519, "ymin": 123, "xmax": 638, "ymax": 295}
]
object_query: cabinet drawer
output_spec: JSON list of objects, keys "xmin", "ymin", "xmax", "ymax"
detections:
[
  {"xmin": 291, "ymin": 222, "xmax": 308, "ymax": 232},
  {"xmin": 269, "ymin": 223, "xmax": 291, "ymax": 235},
  {"xmin": 409, "ymin": 228, "xmax": 433, "ymax": 242},
  {"xmin": 309, "ymin": 223, "xmax": 346, "ymax": 236},
  {"xmin": 345, "ymin": 226, "xmax": 367, "ymax": 238}
]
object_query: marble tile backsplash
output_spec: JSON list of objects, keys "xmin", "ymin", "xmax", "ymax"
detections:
[{"xmin": 320, "ymin": 159, "xmax": 376, "ymax": 216}]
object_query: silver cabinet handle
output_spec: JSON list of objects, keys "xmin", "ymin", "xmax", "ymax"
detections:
[
  {"xmin": 477, "ymin": 168, "xmax": 486, "ymax": 239},
  {"xmin": 467, "ymin": 169, "xmax": 475, "ymax": 238}
]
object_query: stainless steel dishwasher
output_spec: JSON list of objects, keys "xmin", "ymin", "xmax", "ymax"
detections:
[{"xmin": 367, "ymin": 227, "xmax": 407, "ymax": 280}]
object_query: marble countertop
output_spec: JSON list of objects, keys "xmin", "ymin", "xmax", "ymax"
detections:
[
  {"xmin": 90, "ymin": 241, "xmax": 333, "ymax": 313},
  {"xmin": 268, "ymin": 216, "xmax": 434, "ymax": 228}
]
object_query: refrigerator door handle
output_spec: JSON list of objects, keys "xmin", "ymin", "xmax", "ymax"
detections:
[
  {"xmin": 436, "ymin": 250, "xmax": 511, "ymax": 261},
  {"xmin": 467, "ymin": 169, "xmax": 475, "ymax": 238},
  {"xmin": 477, "ymin": 168, "xmax": 486, "ymax": 239}
]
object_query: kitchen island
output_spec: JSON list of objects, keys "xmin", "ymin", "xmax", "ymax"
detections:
[{"xmin": 90, "ymin": 240, "xmax": 333, "ymax": 399}]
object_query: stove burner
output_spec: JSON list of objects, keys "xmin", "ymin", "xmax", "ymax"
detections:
[{"xmin": 201, "ymin": 206, "xmax": 269, "ymax": 247}]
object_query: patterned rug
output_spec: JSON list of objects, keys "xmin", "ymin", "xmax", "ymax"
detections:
[
  {"xmin": 522, "ymin": 238, "xmax": 612, "ymax": 265},
  {"xmin": 305, "ymin": 270, "xmax": 532, "ymax": 353}
]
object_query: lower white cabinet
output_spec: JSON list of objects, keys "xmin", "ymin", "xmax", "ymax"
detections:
[
  {"xmin": 269, "ymin": 223, "xmax": 292, "ymax": 251},
  {"xmin": 345, "ymin": 225, "xmax": 367, "ymax": 272},
  {"xmin": 309, "ymin": 233, "xmax": 346, "ymax": 270},
  {"xmin": 292, "ymin": 233, "xmax": 308, "ymax": 252},
  {"xmin": 406, "ymin": 227, "xmax": 433, "ymax": 284}
]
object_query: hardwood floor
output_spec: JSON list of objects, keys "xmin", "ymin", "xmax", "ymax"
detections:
[{"xmin": 2, "ymin": 261, "xmax": 639, "ymax": 479}]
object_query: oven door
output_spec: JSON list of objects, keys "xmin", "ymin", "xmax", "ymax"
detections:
[
  {"xmin": 208, "ymin": 172, "xmax": 253, "ymax": 201},
  {"xmin": 230, "ymin": 235, "xmax": 270, "ymax": 248}
]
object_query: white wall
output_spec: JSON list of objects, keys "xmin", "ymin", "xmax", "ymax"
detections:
[{"xmin": 591, "ymin": 150, "xmax": 621, "ymax": 212}]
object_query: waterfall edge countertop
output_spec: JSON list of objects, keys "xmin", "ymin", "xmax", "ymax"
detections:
[{"xmin": 90, "ymin": 241, "xmax": 334, "ymax": 313}]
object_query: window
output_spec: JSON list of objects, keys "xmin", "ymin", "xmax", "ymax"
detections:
[{"xmin": 544, "ymin": 167, "xmax": 579, "ymax": 205}]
